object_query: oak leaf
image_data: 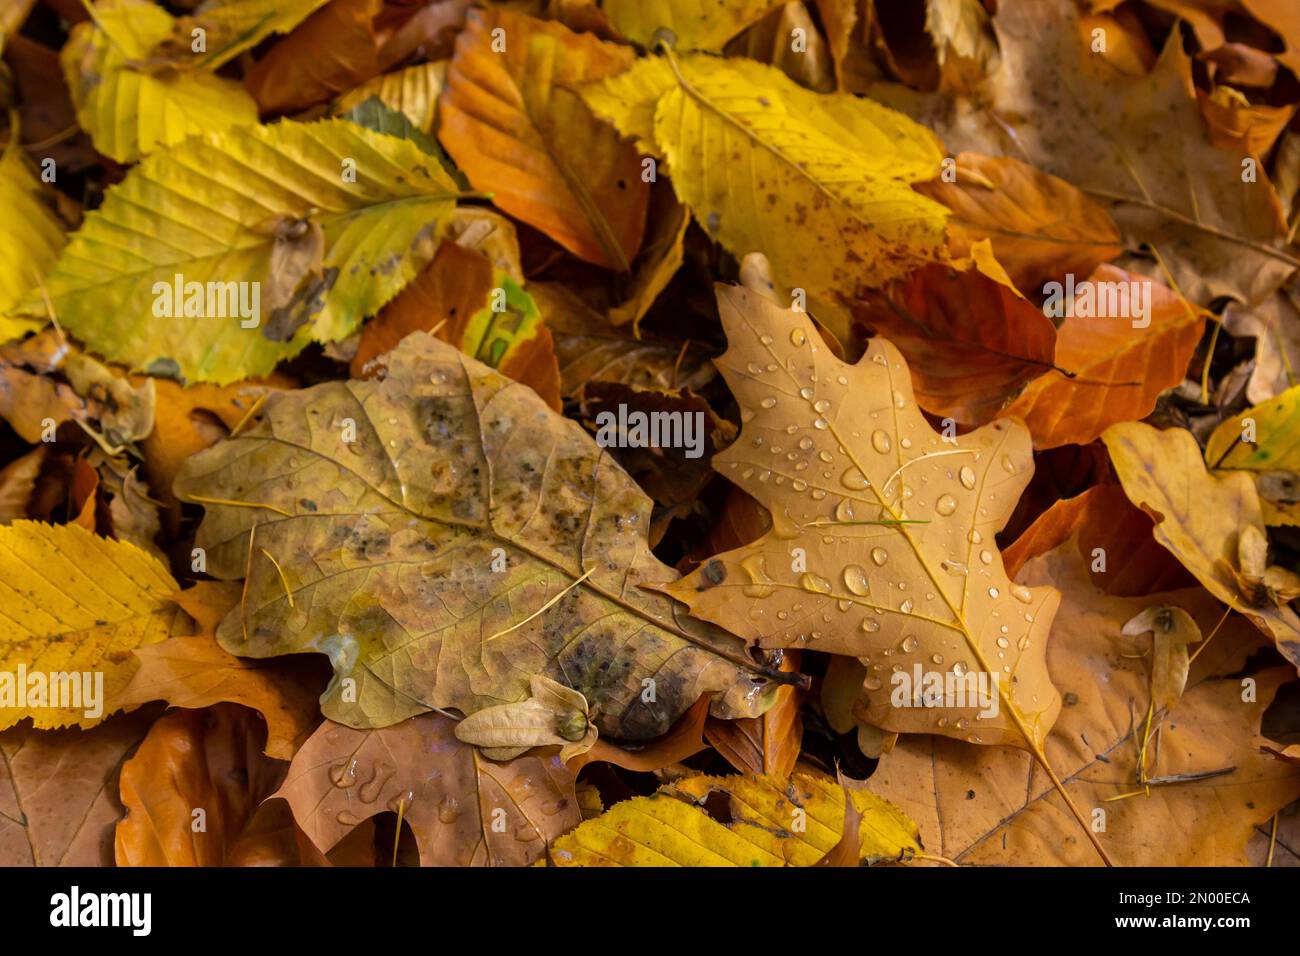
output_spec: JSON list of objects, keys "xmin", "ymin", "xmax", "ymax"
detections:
[
  {"xmin": 668, "ymin": 285, "xmax": 1060, "ymax": 750},
  {"xmin": 0, "ymin": 708, "xmax": 158, "ymax": 866},
  {"xmin": 175, "ymin": 331, "xmax": 773, "ymax": 739},
  {"xmin": 869, "ymin": 539, "xmax": 1300, "ymax": 865},
  {"xmin": 277, "ymin": 712, "xmax": 580, "ymax": 866}
]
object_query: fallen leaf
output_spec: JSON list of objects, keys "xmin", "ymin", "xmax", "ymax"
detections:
[
  {"xmin": 439, "ymin": 9, "xmax": 649, "ymax": 270},
  {"xmin": 850, "ymin": 259, "xmax": 1058, "ymax": 424},
  {"xmin": 705, "ymin": 650, "xmax": 805, "ymax": 778},
  {"xmin": 351, "ymin": 240, "xmax": 562, "ymax": 410},
  {"xmin": 0, "ymin": 521, "xmax": 192, "ymax": 730},
  {"xmin": 869, "ymin": 539, "xmax": 1300, "ymax": 865},
  {"xmin": 61, "ymin": 0, "xmax": 259, "ymax": 163},
  {"xmin": 1104, "ymin": 421, "xmax": 1300, "ymax": 673},
  {"xmin": 581, "ymin": 51, "xmax": 949, "ymax": 310},
  {"xmin": 548, "ymin": 770, "xmax": 919, "ymax": 866},
  {"xmin": 114, "ymin": 581, "xmax": 327, "ymax": 760},
  {"xmin": 244, "ymin": 0, "xmax": 383, "ymax": 114},
  {"xmin": 0, "ymin": 708, "xmax": 157, "ymax": 866},
  {"xmin": 454, "ymin": 674, "xmax": 597, "ymax": 761},
  {"xmin": 115, "ymin": 704, "xmax": 294, "ymax": 866},
  {"xmin": 276, "ymin": 711, "xmax": 580, "ymax": 865},
  {"xmin": 914, "ymin": 152, "xmax": 1123, "ymax": 292},
  {"xmin": 1002, "ymin": 265, "xmax": 1205, "ymax": 449},
  {"xmin": 604, "ymin": 0, "xmax": 780, "ymax": 51},
  {"xmin": 175, "ymin": 331, "xmax": 774, "ymax": 738},
  {"xmin": 21, "ymin": 118, "xmax": 465, "ymax": 383}
]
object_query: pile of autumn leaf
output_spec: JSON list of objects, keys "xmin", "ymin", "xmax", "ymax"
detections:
[{"xmin": 3, "ymin": 0, "xmax": 1300, "ymax": 868}]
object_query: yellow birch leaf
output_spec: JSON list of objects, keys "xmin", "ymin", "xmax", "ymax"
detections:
[
  {"xmin": 61, "ymin": 0, "xmax": 259, "ymax": 164},
  {"xmin": 548, "ymin": 771, "xmax": 919, "ymax": 866},
  {"xmin": 0, "ymin": 521, "xmax": 189, "ymax": 730},
  {"xmin": 18, "ymin": 119, "xmax": 464, "ymax": 384}
]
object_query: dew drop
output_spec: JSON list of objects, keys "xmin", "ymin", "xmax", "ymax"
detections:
[
  {"xmin": 839, "ymin": 467, "xmax": 869, "ymax": 491},
  {"xmin": 900, "ymin": 635, "xmax": 918, "ymax": 653},
  {"xmin": 835, "ymin": 498, "xmax": 856, "ymax": 522},
  {"xmin": 761, "ymin": 397, "xmax": 777, "ymax": 409},
  {"xmin": 800, "ymin": 571, "xmax": 832, "ymax": 594},
  {"xmin": 843, "ymin": 564, "xmax": 870, "ymax": 595},
  {"xmin": 899, "ymin": 598, "xmax": 914, "ymax": 613},
  {"xmin": 959, "ymin": 465, "xmax": 977, "ymax": 490},
  {"xmin": 988, "ymin": 587, "xmax": 1000, "ymax": 599},
  {"xmin": 861, "ymin": 617, "xmax": 881, "ymax": 633},
  {"xmin": 864, "ymin": 677, "xmax": 883, "ymax": 691},
  {"xmin": 952, "ymin": 661, "xmax": 968, "ymax": 677},
  {"xmin": 790, "ymin": 328, "xmax": 807, "ymax": 346},
  {"xmin": 740, "ymin": 554, "xmax": 776, "ymax": 598},
  {"xmin": 979, "ymin": 549, "xmax": 993, "ymax": 565},
  {"xmin": 935, "ymin": 494, "xmax": 957, "ymax": 516},
  {"xmin": 1011, "ymin": 584, "xmax": 1033, "ymax": 604},
  {"xmin": 798, "ymin": 436, "xmax": 814, "ymax": 451},
  {"xmin": 871, "ymin": 547, "xmax": 889, "ymax": 566},
  {"xmin": 871, "ymin": 430, "xmax": 892, "ymax": 454}
]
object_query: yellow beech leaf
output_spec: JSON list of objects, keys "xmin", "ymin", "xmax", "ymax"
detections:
[
  {"xmin": 666, "ymin": 284, "xmax": 1115, "ymax": 864},
  {"xmin": 1205, "ymin": 383, "xmax": 1300, "ymax": 526},
  {"xmin": 581, "ymin": 52, "xmax": 948, "ymax": 302},
  {"xmin": 604, "ymin": 0, "xmax": 781, "ymax": 52},
  {"xmin": 61, "ymin": 0, "xmax": 259, "ymax": 164},
  {"xmin": 548, "ymin": 771, "xmax": 919, "ymax": 866},
  {"xmin": 1104, "ymin": 421, "xmax": 1300, "ymax": 673},
  {"xmin": 164, "ymin": 0, "xmax": 332, "ymax": 69},
  {"xmin": 19, "ymin": 119, "xmax": 465, "ymax": 384},
  {"xmin": 0, "ymin": 133, "xmax": 66, "ymax": 343},
  {"xmin": 0, "ymin": 521, "xmax": 190, "ymax": 730},
  {"xmin": 439, "ymin": 9, "xmax": 649, "ymax": 270},
  {"xmin": 334, "ymin": 61, "xmax": 447, "ymax": 132}
]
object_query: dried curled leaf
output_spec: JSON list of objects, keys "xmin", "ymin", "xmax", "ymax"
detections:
[
  {"xmin": 454, "ymin": 674, "xmax": 597, "ymax": 761},
  {"xmin": 175, "ymin": 331, "xmax": 773, "ymax": 739},
  {"xmin": 1104, "ymin": 421, "xmax": 1300, "ymax": 673}
]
